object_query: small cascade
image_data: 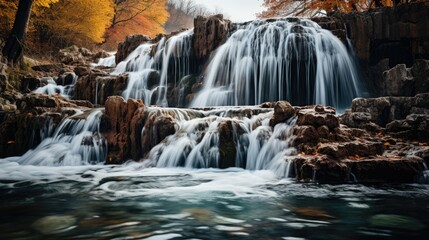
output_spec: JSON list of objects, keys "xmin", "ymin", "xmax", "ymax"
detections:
[
  {"xmin": 142, "ymin": 107, "xmax": 297, "ymax": 177},
  {"xmin": 33, "ymin": 74, "xmax": 78, "ymax": 99},
  {"xmin": 94, "ymin": 54, "xmax": 116, "ymax": 68},
  {"xmin": 114, "ymin": 29, "xmax": 194, "ymax": 106},
  {"xmin": 7, "ymin": 109, "xmax": 107, "ymax": 166},
  {"xmin": 191, "ymin": 18, "xmax": 361, "ymax": 111}
]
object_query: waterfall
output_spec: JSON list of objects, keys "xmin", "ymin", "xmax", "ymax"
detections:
[
  {"xmin": 114, "ymin": 29, "xmax": 194, "ymax": 106},
  {"xmin": 191, "ymin": 18, "xmax": 361, "ymax": 111},
  {"xmin": 5, "ymin": 109, "xmax": 107, "ymax": 166},
  {"xmin": 33, "ymin": 73, "xmax": 78, "ymax": 99},
  {"xmin": 142, "ymin": 107, "xmax": 297, "ymax": 177},
  {"xmin": 94, "ymin": 54, "xmax": 116, "ymax": 68}
]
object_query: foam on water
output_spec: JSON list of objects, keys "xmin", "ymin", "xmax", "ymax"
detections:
[{"xmin": 1, "ymin": 109, "xmax": 107, "ymax": 167}]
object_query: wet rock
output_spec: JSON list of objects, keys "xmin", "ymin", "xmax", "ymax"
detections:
[
  {"xmin": 74, "ymin": 73, "xmax": 128, "ymax": 105},
  {"xmin": 270, "ymin": 101, "xmax": 295, "ymax": 127},
  {"xmin": 32, "ymin": 215, "xmax": 76, "ymax": 235},
  {"xmin": 104, "ymin": 96, "xmax": 144, "ymax": 164},
  {"xmin": 317, "ymin": 141, "xmax": 384, "ymax": 159},
  {"xmin": 194, "ymin": 14, "xmax": 231, "ymax": 61},
  {"xmin": 116, "ymin": 34, "xmax": 151, "ymax": 64},
  {"xmin": 294, "ymin": 126, "xmax": 319, "ymax": 146},
  {"xmin": 296, "ymin": 107, "xmax": 339, "ymax": 130},
  {"xmin": 20, "ymin": 77, "xmax": 42, "ymax": 93},
  {"xmin": 218, "ymin": 120, "xmax": 237, "ymax": 169},
  {"xmin": 346, "ymin": 158, "xmax": 425, "ymax": 184},
  {"xmin": 369, "ymin": 214, "xmax": 426, "ymax": 231}
]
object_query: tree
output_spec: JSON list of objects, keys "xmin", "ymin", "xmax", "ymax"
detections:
[
  {"xmin": 35, "ymin": 0, "xmax": 115, "ymax": 48},
  {"xmin": 165, "ymin": 0, "xmax": 211, "ymax": 32},
  {"xmin": 257, "ymin": 0, "xmax": 398, "ymax": 18},
  {"xmin": 1, "ymin": 0, "xmax": 58, "ymax": 64},
  {"xmin": 103, "ymin": 0, "xmax": 169, "ymax": 48}
]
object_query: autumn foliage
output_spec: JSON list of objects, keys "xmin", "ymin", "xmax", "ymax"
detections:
[
  {"xmin": 0, "ymin": 0, "xmax": 171, "ymax": 53},
  {"xmin": 257, "ymin": 0, "xmax": 417, "ymax": 18}
]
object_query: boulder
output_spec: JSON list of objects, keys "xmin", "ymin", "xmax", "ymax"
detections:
[
  {"xmin": 116, "ymin": 34, "xmax": 151, "ymax": 64},
  {"xmin": 296, "ymin": 106, "xmax": 339, "ymax": 130},
  {"xmin": 381, "ymin": 64, "xmax": 414, "ymax": 96},
  {"xmin": 269, "ymin": 101, "xmax": 295, "ymax": 127}
]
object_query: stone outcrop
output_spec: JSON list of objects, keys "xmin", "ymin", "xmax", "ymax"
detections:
[
  {"xmin": 193, "ymin": 14, "xmax": 231, "ymax": 61},
  {"xmin": 103, "ymin": 96, "xmax": 145, "ymax": 164},
  {"xmin": 74, "ymin": 71, "xmax": 128, "ymax": 105},
  {"xmin": 0, "ymin": 93, "xmax": 92, "ymax": 158},
  {"xmin": 292, "ymin": 104, "xmax": 427, "ymax": 184},
  {"xmin": 314, "ymin": 2, "xmax": 429, "ymax": 97},
  {"xmin": 380, "ymin": 59, "xmax": 429, "ymax": 96},
  {"xmin": 341, "ymin": 93, "xmax": 429, "ymax": 127},
  {"xmin": 116, "ymin": 35, "xmax": 151, "ymax": 64}
]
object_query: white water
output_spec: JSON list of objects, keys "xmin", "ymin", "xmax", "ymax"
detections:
[
  {"xmin": 114, "ymin": 29, "xmax": 194, "ymax": 106},
  {"xmin": 94, "ymin": 54, "xmax": 116, "ymax": 68},
  {"xmin": 191, "ymin": 18, "xmax": 361, "ymax": 110},
  {"xmin": 142, "ymin": 107, "xmax": 297, "ymax": 177},
  {"xmin": 3, "ymin": 109, "xmax": 107, "ymax": 166},
  {"xmin": 33, "ymin": 74, "xmax": 78, "ymax": 99}
]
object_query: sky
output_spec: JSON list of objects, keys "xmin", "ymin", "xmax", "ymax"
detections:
[{"xmin": 196, "ymin": 0, "xmax": 264, "ymax": 22}]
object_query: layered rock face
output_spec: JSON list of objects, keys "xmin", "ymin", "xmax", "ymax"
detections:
[
  {"xmin": 0, "ymin": 93, "xmax": 93, "ymax": 157},
  {"xmin": 115, "ymin": 35, "xmax": 151, "ymax": 64},
  {"xmin": 315, "ymin": 2, "xmax": 429, "ymax": 97},
  {"xmin": 193, "ymin": 14, "xmax": 231, "ymax": 62}
]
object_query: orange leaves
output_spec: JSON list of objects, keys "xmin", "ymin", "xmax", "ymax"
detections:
[
  {"xmin": 258, "ymin": 0, "xmax": 397, "ymax": 18},
  {"xmin": 103, "ymin": 0, "xmax": 169, "ymax": 48}
]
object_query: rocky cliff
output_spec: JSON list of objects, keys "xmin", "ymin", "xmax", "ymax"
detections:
[{"xmin": 315, "ymin": 2, "xmax": 429, "ymax": 97}]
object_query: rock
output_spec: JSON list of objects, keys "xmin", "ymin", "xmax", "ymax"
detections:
[
  {"xmin": 74, "ymin": 73, "xmax": 128, "ymax": 105},
  {"xmin": 381, "ymin": 64, "xmax": 414, "ymax": 96},
  {"xmin": 32, "ymin": 64, "xmax": 63, "ymax": 73},
  {"xmin": 315, "ymin": 3, "xmax": 429, "ymax": 97},
  {"xmin": 369, "ymin": 214, "xmax": 426, "ymax": 231},
  {"xmin": 386, "ymin": 114, "xmax": 429, "ymax": 140},
  {"xmin": 270, "ymin": 101, "xmax": 295, "ymax": 127},
  {"xmin": 58, "ymin": 45, "xmax": 95, "ymax": 65},
  {"xmin": 347, "ymin": 158, "xmax": 425, "ymax": 183},
  {"xmin": 411, "ymin": 59, "xmax": 429, "ymax": 94},
  {"xmin": 116, "ymin": 34, "xmax": 151, "ymax": 64},
  {"xmin": 32, "ymin": 215, "xmax": 76, "ymax": 235},
  {"xmin": 103, "ymin": 96, "xmax": 144, "ymax": 164},
  {"xmin": 218, "ymin": 120, "xmax": 237, "ymax": 169},
  {"xmin": 317, "ymin": 141, "xmax": 384, "ymax": 159},
  {"xmin": 20, "ymin": 77, "xmax": 42, "ymax": 93},
  {"xmin": 194, "ymin": 14, "xmax": 231, "ymax": 61},
  {"xmin": 296, "ymin": 107, "xmax": 339, "ymax": 130}
]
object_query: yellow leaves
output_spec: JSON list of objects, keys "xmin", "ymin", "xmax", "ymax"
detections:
[
  {"xmin": 104, "ymin": 0, "xmax": 169, "ymax": 48},
  {"xmin": 34, "ymin": 0, "xmax": 59, "ymax": 8},
  {"xmin": 37, "ymin": 0, "xmax": 115, "ymax": 44}
]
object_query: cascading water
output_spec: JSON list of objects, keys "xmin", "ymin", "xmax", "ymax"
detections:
[
  {"xmin": 191, "ymin": 18, "xmax": 361, "ymax": 111},
  {"xmin": 114, "ymin": 29, "xmax": 194, "ymax": 106},
  {"xmin": 4, "ymin": 109, "xmax": 107, "ymax": 166},
  {"xmin": 33, "ymin": 73, "xmax": 78, "ymax": 99},
  {"xmin": 142, "ymin": 107, "xmax": 297, "ymax": 177}
]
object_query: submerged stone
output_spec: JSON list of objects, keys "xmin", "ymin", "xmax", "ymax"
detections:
[
  {"xmin": 31, "ymin": 215, "xmax": 76, "ymax": 235},
  {"xmin": 369, "ymin": 214, "xmax": 425, "ymax": 231}
]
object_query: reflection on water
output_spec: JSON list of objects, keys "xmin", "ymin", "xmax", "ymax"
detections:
[{"xmin": 0, "ymin": 163, "xmax": 428, "ymax": 239}]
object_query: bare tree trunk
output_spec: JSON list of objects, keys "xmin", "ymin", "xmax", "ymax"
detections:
[{"xmin": 2, "ymin": 0, "xmax": 35, "ymax": 65}]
